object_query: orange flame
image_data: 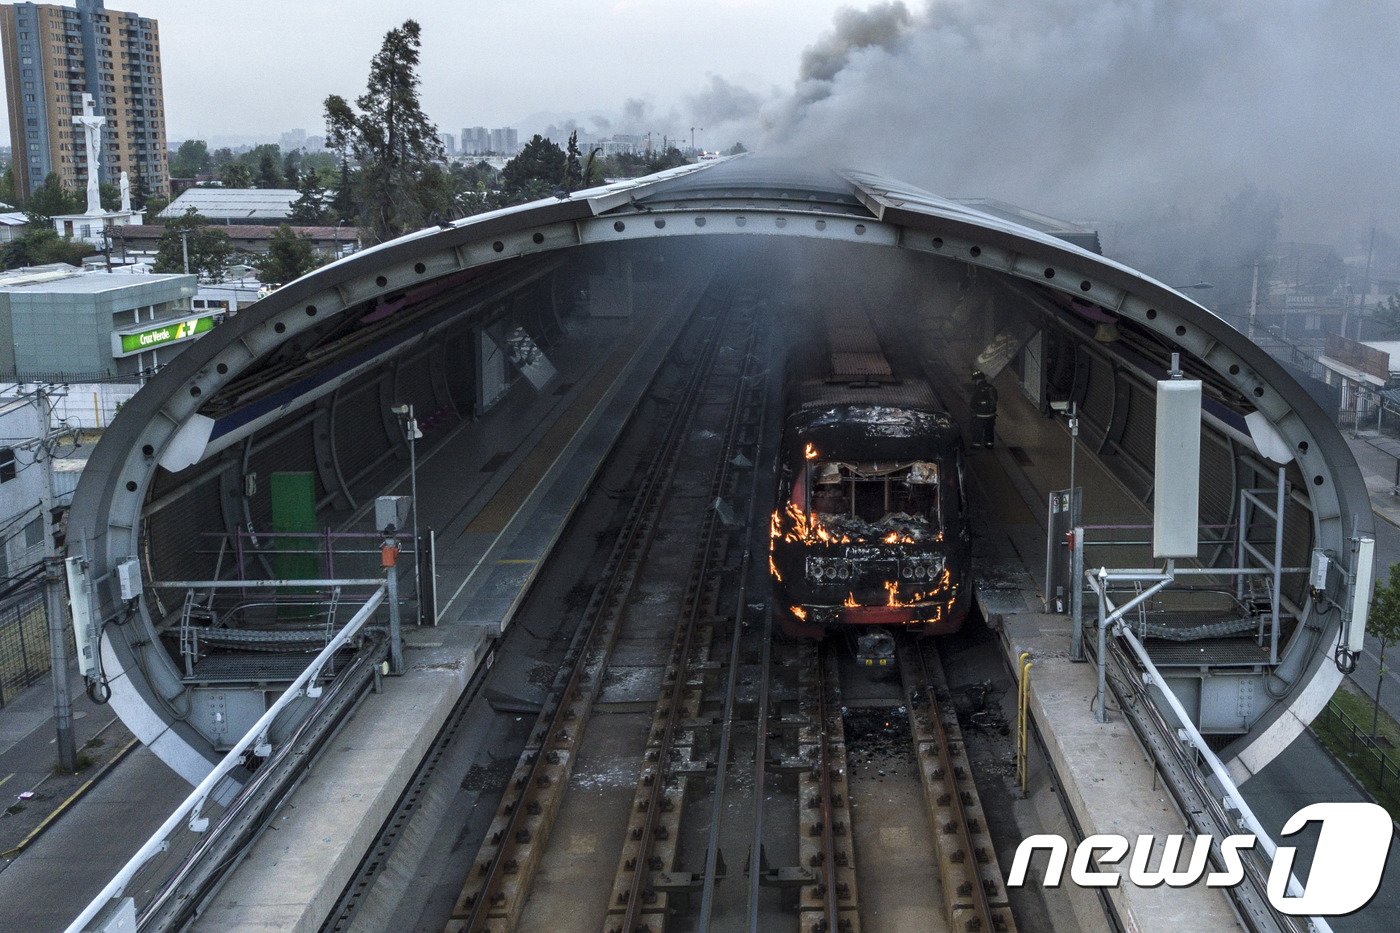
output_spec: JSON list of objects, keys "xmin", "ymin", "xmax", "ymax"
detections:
[
  {"xmin": 791, "ymin": 605, "xmax": 808, "ymax": 621},
  {"xmin": 769, "ymin": 554, "xmax": 782, "ymax": 583},
  {"xmin": 844, "ymin": 592, "xmax": 859, "ymax": 608},
  {"xmin": 804, "ymin": 442, "xmax": 819, "ymax": 460}
]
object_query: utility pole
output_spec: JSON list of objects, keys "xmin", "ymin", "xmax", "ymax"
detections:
[
  {"xmin": 1247, "ymin": 260, "xmax": 1259, "ymax": 342},
  {"xmin": 181, "ymin": 230, "xmax": 190, "ymax": 275},
  {"xmin": 36, "ymin": 387, "xmax": 76, "ymax": 774}
]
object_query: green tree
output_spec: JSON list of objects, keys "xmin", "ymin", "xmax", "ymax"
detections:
[
  {"xmin": 210, "ymin": 147, "xmax": 236, "ymax": 170},
  {"xmin": 1372, "ymin": 294, "xmax": 1400, "ymax": 336},
  {"xmin": 283, "ymin": 150, "xmax": 302, "ymax": 186},
  {"xmin": 255, "ymin": 150, "xmax": 284, "ymax": 189},
  {"xmin": 129, "ymin": 170, "xmax": 150, "ymax": 210},
  {"xmin": 288, "ymin": 170, "xmax": 329, "ymax": 225},
  {"xmin": 170, "ymin": 139, "xmax": 212, "ymax": 178},
  {"xmin": 24, "ymin": 172, "xmax": 82, "ymax": 221},
  {"xmin": 255, "ymin": 224, "xmax": 319, "ymax": 284},
  {"xmin": 564, "ymin": 131, "xmax": 583, "ymax": 192},
  {"xmin": 0, "ymin": 227, "xmax": 91, "ymax": 270},
  {"xmin": 324, "ymin": 19, "xmax": 447, "ymax": 242},
  {"xmin": 0, "ymin": 164, "xmax": 17, "ymax": 207},
  {"xmin": 220, "ymin": 162, "xmax": 252, "ymax": 188},
  {"xmin": 143, "ymin": 193, "xmax": 170, "ymax": 221},
  {"xmin": 501, "ymin": 134, "xmax": 567, "ymax": 200},
  {"xmin": 152, "ymin": 209, "xmax": 232, "ymax": 281},
  {"xmin": 330, "ymin": 157, "xmax": 356, "ymax": 222},
  {"xmin": 1369, "ymin": 563, "xmax": 1400, "ymax": 736},
  {"xmin": 724, "ymin": 141, "xmax": 747, "ymax": 155},
  {"xmin": 99, "ymin": 181, "xmax": 121, "ymax": 212}
]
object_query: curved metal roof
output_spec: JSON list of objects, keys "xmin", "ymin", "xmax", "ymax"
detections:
[{"xmin": 71, "ymin": 156, "xmax": 1370, "ymax": 783}]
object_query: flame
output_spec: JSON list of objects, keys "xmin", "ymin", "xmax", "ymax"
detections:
[
  {"xmin": 844, "ymin": 592, "xmax": 859, "ymax": 608},
  {"xmin": 769, "ymin": 554, "xmax": 782, "ymax": 583},
  {"xmin": 883, "ymin": 531, "xmax": 916, "ymax": 545},
  {"xmin": 804, "ymin": 442, "xmax": 819, "ymax": 460},
  {"xmin": 885, "ymin": 580, "xmax": 900, "ymax": 606},
  {"xmin": 791, "ymin": 605, "xmax": 808, "ymax": 621}
]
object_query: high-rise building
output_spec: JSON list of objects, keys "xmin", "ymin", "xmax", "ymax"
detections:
[
  {"xmin": 439, "ymin": 131, "xmax": 455, "ymax": 156},
  {"xmin": 0, "ymin": 0, "xmax": 169, "ymax": 202},
  {"xmin": 461, "ymin": 126, "xmax": 489, "ymax": 155},
  {"xmin": 489, "ymin": 127, "xmax": 518, "ymax": 155}
]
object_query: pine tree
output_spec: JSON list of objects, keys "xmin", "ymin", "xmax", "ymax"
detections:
[
  {"xmin": 565, "ymin": 131, "xmax": 583, "ymax": 192},
  {"xmin": 331, "ymin": 158, "xmax": 356, "ymax": 223},
  {"xmin": 501, "ymin": 135, "xmax": 567, "ymax": 202},
  {"xmin": 24, "ymin": 173, "xmax": 82, "ymax": 221},
  {"xmin": 324, "ymin": 19, "xmax": 447, "ymax": 242},
  {"xmin": 255, "ymin": 151, "xmax": 284, "ymax": 189},
  {"xmin": 289, "ymin": 170, "xmax": 329, "ymax": 225},
  {"xmin": 255, "ymin": 224, "xmax": 319, "ymax": 284}
]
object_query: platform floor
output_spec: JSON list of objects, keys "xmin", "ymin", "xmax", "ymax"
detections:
[{"xmin": 962, "ymin": 369, "xmax": 1400, "ymax": 931}]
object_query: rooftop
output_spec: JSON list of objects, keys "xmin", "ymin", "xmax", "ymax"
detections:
[
  {"xmin": 160, "ymin": 188, "xmax": 299, "ymax": 222},
  {"xmin": 116, "ymin": 224, "xmax": 360, "ymax": 242},
  {"xmin": 0, "ymin": 264, "xmax": 195, "ymax": 294}
]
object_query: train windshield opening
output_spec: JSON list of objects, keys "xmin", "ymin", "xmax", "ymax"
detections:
[{"xmin": 807, "ymin": 460, "xmax": 943, "ymax": 541}]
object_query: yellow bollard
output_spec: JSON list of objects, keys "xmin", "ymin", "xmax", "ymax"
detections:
[{"xmin": 1016, "ymin": 652, "xmax": 1034, "ymax": 795}]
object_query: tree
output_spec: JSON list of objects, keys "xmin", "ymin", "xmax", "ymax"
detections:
[
  {"xmin": 255, "ymin": 224, "xmax": 319, "ymax": 284},
  {"xmin": 170, "ymin": 139, "xmax": 212, "ymax": 178},
  {"xmin": 0, "ymin": 164, "xmax": 17, "ymax": 207},
  {"xmin": 0, "ymin": 227, "xmax": 91, "ymax": 271},
  {"xmin": 330, "ymin": 157, "xmax": 356, "ymax": 222},
  {"xmin": 283, "ymin": 150, "xmax": 302, "ymax": 187},
  {"xmin": 129, "ymin": 170, "xmax": 150, "ymax": 210},
  {"xmin": 1372, "ymin": 293, "xmax": 1400, "ymax": 336},
  {"xmin": 724, "ymin": 142, "xmax": 748, "ymax": 155},
  {"xmin": 143, "ymin": 193, "xmax": 170, "ymax": 220},
  {"xmin": 99, "ymin": 181, "xmax": 121, "ymax": 212},
  {"xmin": 501, "ymin": 134, "xmax": 566, "ymax": 200},
  {"xmin": 1369, "ymin": 563, "xmax": 1400, "ymax": 736},
  {"xmin": 210, "ymin": 147, "xmax": 236, "ymax": 170},
  {"xmin": 324, "ymin": 19, "xmax": 447, "ymax": 242},
  {"xmin": 288, "ymin": 170, "xmax": 329, "ymax": 225},
  {"xmin": 152, "ymin": 209, "xmax": 232, "ymax": 281},
  {"xmin": 255, "ymin": 150, "xmax": 284, "ymax": 189},
  {"xmin": 25, "ymin": 173, "xmax": 81, "ymax": 220},
  {"xmin": 564, "ymin": 131, "xmax": 583, "ymax": 192},
  {"xmin": 220, "ymin": 162, "xmax": 252, "ymax": 188}
]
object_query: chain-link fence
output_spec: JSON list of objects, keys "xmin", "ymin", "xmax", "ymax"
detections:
[{"xmin": 0, "ymin": 588, "xmax": 61, "ymax": 709}]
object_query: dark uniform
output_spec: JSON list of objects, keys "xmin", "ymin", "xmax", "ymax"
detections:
[{"xmin": 970, "ymin": 372, "xmax": 998, "ymax": 448}]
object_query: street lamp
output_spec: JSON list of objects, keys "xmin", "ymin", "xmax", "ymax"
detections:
[{"xmin": 391, "ymin": 404, "xmax": 423, "ymax": 624}]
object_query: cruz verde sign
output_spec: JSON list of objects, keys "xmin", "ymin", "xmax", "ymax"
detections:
[{"xmin": 114, "ymin": 314, "xmax": 216, "ymax": 357}]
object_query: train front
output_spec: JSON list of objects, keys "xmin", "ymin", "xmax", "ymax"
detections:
[{"xmin": 769, "ymin": 403, "xmax": 971, "ymax": 653}]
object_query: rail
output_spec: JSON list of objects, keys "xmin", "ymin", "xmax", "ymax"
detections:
[
  {"xmin": 1085, "ymin": 572, "xmax": 1332, "ymax": 933},
  {"xmin": 66, "ymin": 584, "xmax": 388, "ymax": 933}
]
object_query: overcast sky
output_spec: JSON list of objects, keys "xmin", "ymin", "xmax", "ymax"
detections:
[{"xmin": 1, "ymin": 0, "xmax": 856, "ymax": 145}]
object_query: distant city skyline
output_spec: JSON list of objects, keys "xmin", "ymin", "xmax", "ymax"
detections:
[{"xmin": 0, "ymin": 0, "xmax": 855, "ymax": 147}]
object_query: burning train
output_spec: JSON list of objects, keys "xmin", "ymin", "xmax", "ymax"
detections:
[{"xmin": 769, "ymin": 304, "xmax": 971, "ymax": 663}]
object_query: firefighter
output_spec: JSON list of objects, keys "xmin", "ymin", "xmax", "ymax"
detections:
[{"xmin": 970, "ymin": 370, "xmax": 998, "ymax": 448}]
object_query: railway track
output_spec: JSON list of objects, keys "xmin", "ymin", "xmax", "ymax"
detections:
[{"xmin": 448, "ymin": 286, "xmax": 769, "ymax": 932}]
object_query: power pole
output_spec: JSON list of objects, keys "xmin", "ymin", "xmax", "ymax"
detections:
[
  {"xmin": 36, "ymin": 387, "xmax": 77, "ymax": 774},
  {"xmin": 181, "ymin": 230, "xmax": 190, "ymax": 275},
  {"xmin": 1247, "ymin": 260, "xmax": 1259, "ymax": 342}
]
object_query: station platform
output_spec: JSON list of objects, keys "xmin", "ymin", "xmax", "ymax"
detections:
[
  {"xmin": 180, "ymin": 274, "xmax": 709, "ymax": 931},
  {"xmin": 955, "ymin": 371, "xmax": 1243, "ymax": 931}
]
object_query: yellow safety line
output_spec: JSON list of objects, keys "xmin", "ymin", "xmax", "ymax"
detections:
[
  {"xmin": 0, "ymin": 773, "xmax": 13, "ymax": 790},
  {"xmin": 496, "ymin": 558, "xmax": 538, "ymax": 565},
  {"xmin": 0, "ymin": 738, "xmax": 138, "ymax": 860}
]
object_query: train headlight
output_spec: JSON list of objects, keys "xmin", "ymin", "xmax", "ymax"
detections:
[
  {"xmin": 915, "ymin": 566, "xmax": 927, "ymax": 580},
  {"xmin": 837, "ymin": 566, "xmax": 851, "ymax": 580},
  {"xmin": 901, "ymin": 566, "xmax": 913, "ymax": 579}
]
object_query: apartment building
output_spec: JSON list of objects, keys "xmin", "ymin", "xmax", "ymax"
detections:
[{"xmin": 0, "ymin": 0, "xmax": 169, "ymax": 201}]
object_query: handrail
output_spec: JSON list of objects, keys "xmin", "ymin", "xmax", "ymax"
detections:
[
  {"xmin": 65, "ymin": 584, "xmax": 387, "ymax": 933},
  {"xmin": 1086, "ymin": 573, "xmax": 1332, "ymax": 933}
]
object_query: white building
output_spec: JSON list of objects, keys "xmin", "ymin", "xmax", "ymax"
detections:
[{"xmin": 159, "ymin": 188, "xmax": 299, "ymax": 225}]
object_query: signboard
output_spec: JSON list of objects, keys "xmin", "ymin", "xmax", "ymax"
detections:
[
  {"xmin": 1325, "ymin": 333, "xmax": 1390, "ymax": 381},
  {"xmin": 113, "ymin": 314, "xmax": 216, "ymax": 357}
]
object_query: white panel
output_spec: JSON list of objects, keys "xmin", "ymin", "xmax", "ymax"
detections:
[
  {"xmin": 1350, "ymin": 536, "xmax": 1375, "ymax": 652},
  {"xmin": 1244, "ymin": 410, "xmax": 1295, "ymax": 464},
  {"xmin": 1154, "ymin": 379, "xmax": 1202, "ymax": 558},
  {"xmin": 157, "ymin": 413, "xmax": 214, "ymax": 472}
]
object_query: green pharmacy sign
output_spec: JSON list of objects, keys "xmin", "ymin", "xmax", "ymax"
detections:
[{"xmin": 116, "ymin": 314, "xmax": 216, "ymax": 356}]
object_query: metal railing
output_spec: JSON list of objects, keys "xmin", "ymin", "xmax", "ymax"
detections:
[
  {"xmin": 1315, "ymin": 699, "xmax": 1400, "ymax": 792},
  {"xmin": 65, "ymin": 584, "xmax": 388, "ymax": 933},
  {"xmin": 1086, "ymin": 573, "xmax": 1332, "ymax": 933}
]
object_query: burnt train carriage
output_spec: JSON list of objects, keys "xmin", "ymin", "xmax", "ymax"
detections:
[{"xmin": 769, "ymin": 377, "xmax": 972, "ymax": 647}]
